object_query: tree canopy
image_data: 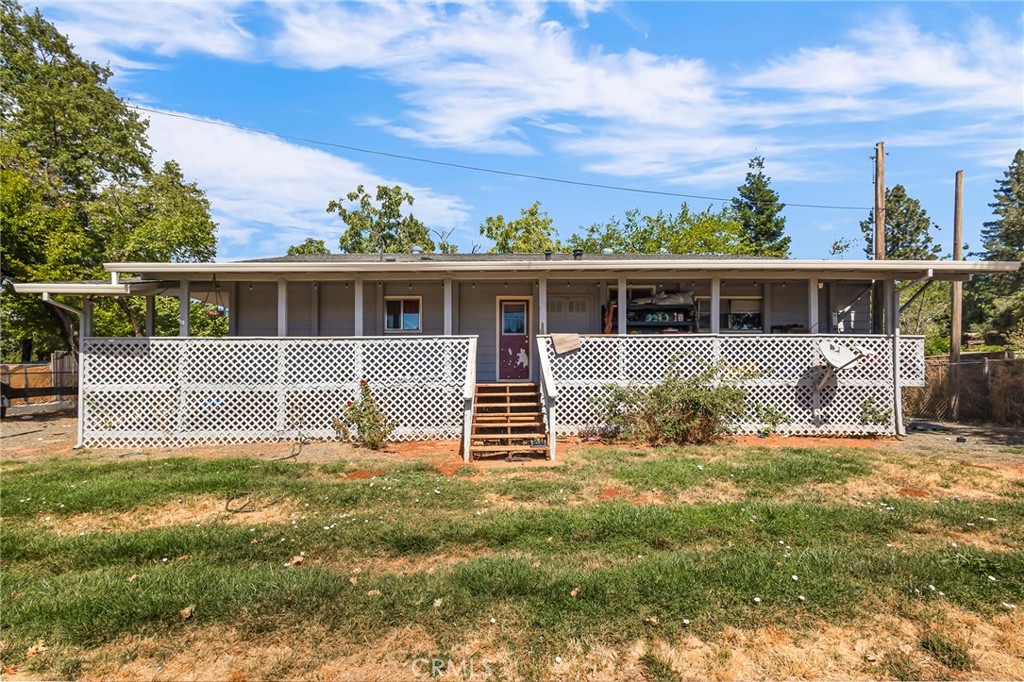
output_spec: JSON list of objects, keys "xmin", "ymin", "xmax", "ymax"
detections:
[
  {"xmin": 287, "ymin": 238, "xmax": 331, "ymax": 256},
  {"xmin": 967, "ymin": 149, "xmax": 1024, "ymax": 340},
  {"xmin": 859, "ymin": 184, "xmax": 941, "ymax": 260},
  {"xmin": 567, "ymin": 204, "xmax": 753, "ymax": 255},
  {"xmin": 328, "ymin": 184, "xmax": 434, "ymax": 254},
  {"xmin": 0, "ymin": 0, "xmax": 218, "ymax": 359},
  {"xmin": 479, "ymin": 201, "xmax": 558, "ymax": 253},
  {"xmin": 731, "ymin": 156, "xmax": 790, "ymax": 257}
]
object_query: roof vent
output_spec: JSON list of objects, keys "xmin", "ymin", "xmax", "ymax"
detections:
[
  {"xmin": 601, "ymin": 248, "xmax": 614, "ymax": 255},
  {"xmin": 544, "ymin": 249, "xmax": 553, "ymax": 261},
  {"xmin": 410, "ymin": 245, "xmax": 423, "ymax": 255},
  {"xmin": 572, "ymin": 248, "xmax": 583, "ymax": 261}
]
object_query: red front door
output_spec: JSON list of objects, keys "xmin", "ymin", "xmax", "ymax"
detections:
[{"xmin": 498, "ymin": 299, "xmax": 530, "ymax": 381}]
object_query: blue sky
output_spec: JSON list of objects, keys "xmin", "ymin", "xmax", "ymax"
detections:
[{"xmin": 37, "ymin": 1, "xmax": 1024, "ymax": 261}]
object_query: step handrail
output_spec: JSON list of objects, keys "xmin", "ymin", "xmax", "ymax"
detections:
[
  {"xmin": 462, "ymin": 337, "xmax": 478, "ymax": 462},
  {"xmin": 536, "ymin": 336, "xmax": 558, "ymax": 462}
]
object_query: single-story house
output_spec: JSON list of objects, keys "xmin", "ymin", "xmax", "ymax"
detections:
[{"xmin": 14, "ymin": 252, "xmax": 1021, "ymax": 460}]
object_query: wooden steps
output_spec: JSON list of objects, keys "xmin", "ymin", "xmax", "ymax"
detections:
[{"xmin": 468, "ymin": 382, "xmax": 549, "ymax": 460}]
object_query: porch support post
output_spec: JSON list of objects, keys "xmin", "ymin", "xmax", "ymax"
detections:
[
  {"xmin": 616, "ymin": 277, "xmax": 627, "ymax": 334},
  {"xmin": 710, "ymin": 278, "xmax": 721, "ymax": 334},
  {"xmin": 443, "ymin": 278, "xmax": 453, "ymax": 335},
  {"xmin": 311, "ymin": 282, "xmax": 320, "ymax": 336},
  {"xmin": 354, "ymin": 279, "xmax": 364, "ymax": 336},
  {"xmin": 228, "ymin": 283, "xmax": 239, "ymax": 336},
  {"xmin": 537, "ymin": 278, "xmax": 548, "ymax": 335},
  {"xmin": 277, "ymin": 279, "xmax": 288, "ymax": 337},
  {"xmin": 76, "ymin": 296, "xmax": 92, "ymax": 448},
  {"xmin": 808, "ymin": 278, "xmax": 820, "ymax": 333},
  {"xmin": 889, "ymin": 280, "xmax": 905, "ymax": 436},
  {"xmin": 178, "ymin": 280, "xmax": 190, "ymax": 337},
  {"xmin": 144, "ymin": 295, "xmax": 155, "ymax": 337},
  {"xmin": 762, "ymin": 282, "xmax": 772, "ymax": 333}
]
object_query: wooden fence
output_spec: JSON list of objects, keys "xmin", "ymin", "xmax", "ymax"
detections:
[
  {"xmin": 0, "ymin": 351, "xmax": 78, "ymax": 406},
  {"xmin": 903, "ymin": 354, "xmax": 1023, "ymax": 426}
]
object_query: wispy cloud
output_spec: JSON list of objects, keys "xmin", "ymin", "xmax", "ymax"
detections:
[
  {"xmin": 142, "ymin": 110, "xmax": 472, "ymax": 259},
  {"xmin": 38, "ymin": 1, "xmax": 254, "ymax": 71}
]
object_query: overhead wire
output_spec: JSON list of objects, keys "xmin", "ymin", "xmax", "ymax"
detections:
[{"xmin": 129, "ymin": 105, "xmax": 871, "ymax": 212}]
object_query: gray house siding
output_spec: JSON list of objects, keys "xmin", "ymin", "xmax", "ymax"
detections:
[
  {"xmin": 458, "ymin": 281, "xmax": 533, "ymax": 382},
  {"xmin": 235, "ymin": 282, "xmax": 278, "ymax": 336},
  {"xmin": 319, "ymin": 282, "xmax": 356, "ymax": 336}
]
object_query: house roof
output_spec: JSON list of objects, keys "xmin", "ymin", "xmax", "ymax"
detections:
[{"xmin": 10, "ymin": 253, "xmax": 1021, "ymax": 297}]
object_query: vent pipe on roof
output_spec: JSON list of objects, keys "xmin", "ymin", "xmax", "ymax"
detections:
[
  {"xmin": 544, "ymin": 249, "xmax": 552, "ymax": 261},
  {"xmin": 572, "ymin": 248, "xmax": 583, "ymax": 261}
]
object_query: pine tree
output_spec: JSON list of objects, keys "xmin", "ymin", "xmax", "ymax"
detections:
[
  {"xmin": 966, "ymin": 149, "xmax": 1024, "ymax": 337},
  {"xmin": 731, "ymin": 156, "xmax": 790, "ymax": 258},
  {"xmin": 859, "ymin": 184, "xmax": 941, "ymax": 260},
  {"xmin": 979, "ymin": 149, "xmax": 1024, "ymax": 282}
]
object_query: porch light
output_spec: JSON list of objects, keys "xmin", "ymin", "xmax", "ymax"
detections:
[{"xmin": 248, "ymin": 282, "xmax": 253, "ymax": 291}]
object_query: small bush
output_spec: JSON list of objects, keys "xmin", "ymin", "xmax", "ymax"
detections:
[
  {"xmin": 332, "ymin": 380, "xmax": 397, "ymax": 450},
  {"xmin": 600, "ymin": 363, "xmax": 746, "ymax": 445}
]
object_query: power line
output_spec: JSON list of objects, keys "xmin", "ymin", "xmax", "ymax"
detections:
[{"xmin": 130, "ymin": 104, "xmax": 871, "ymax": 211}]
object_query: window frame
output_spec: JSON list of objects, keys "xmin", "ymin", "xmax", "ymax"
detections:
[{"xmin": 383, "ymin": 295, "xmax": 423, "ymax": 333}]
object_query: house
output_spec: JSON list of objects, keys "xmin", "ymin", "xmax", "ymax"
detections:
[{"xmin": 13, "ymin": 252, "xmax": 1021, "ymax": 460}]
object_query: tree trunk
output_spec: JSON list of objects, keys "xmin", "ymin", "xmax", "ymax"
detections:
[
  {"xmin": 116, "ymin": 297, "xmax": 143, "ymax": 336},
  {"xmin": 44, "ymin": 303, "xmax": 78, "ymax": 356}
]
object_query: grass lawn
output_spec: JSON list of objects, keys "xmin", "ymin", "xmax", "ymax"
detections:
[{"xmin": 1, "ymin": 441, "xmax": 1022, "ymax": 680}]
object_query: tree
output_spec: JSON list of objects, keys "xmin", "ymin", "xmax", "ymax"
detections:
[
  {"xmin": 567, "ymin": 204, "xmax": 751, "ymax": 255},
  {"xmin": 0, "ymin": 0, "xmax": 218, "ymax": 358},
  {"xmin": 287, "ymin": 238, "xmax": 331, "ymax": 256},
  {"xmin": 859, "ymin": 184, "xmax": 941, "ymax": 260},
  {"xmin": 966, "ymin": 149, "xmax": 1024, "ymax": 338},
  {"xmin": 479, "ymin": 201, "xmax": 558, "ymax": 253},
  {"xmin": 731, "ymin": 156, "xmax": 790, "ymax": 257},
  {"xmin": 328, "ymin": 184, "xmax": 434, "ymax": 254}
]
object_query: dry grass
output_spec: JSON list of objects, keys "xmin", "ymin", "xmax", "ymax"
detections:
[{"xmin": 41, "ymin": 495, "xmax": 301, "ymax": 536}]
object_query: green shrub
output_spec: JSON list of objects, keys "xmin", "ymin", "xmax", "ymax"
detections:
[
  {"xmin": 600, "ymin": 363, "xmax": 746, "ymax": 445},
  {"xmin": 332, "ymin": 380, "xmax": 397, "ymax": 450}
]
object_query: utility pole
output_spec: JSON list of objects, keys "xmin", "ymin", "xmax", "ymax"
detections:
[
  {"xmin": 949, "ymin": 170, "xmax": 964, "ymax": 419},
  {"xmin": 872, "ymin": 142, "xmax": 886, "ymax": 334}
]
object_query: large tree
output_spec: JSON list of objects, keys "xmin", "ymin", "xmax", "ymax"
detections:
[
  {"xmin": 329, "ymin": 184, "xmax": 434, "ymax": 254},
  {"xmin": 731, "ymin": 156, "xmax": 790, "ymax": 257},
  {"xmin": 567, "ymin": 204, "xmax": 751, "ymax": 255},
  {"xmin": 966, "ymin": 149, "xmax": 1024, "ymax": 338},
  {"xmin": 859, "ymin": 184, "xmax": 941, "ymax": 260},
  {"xmin": 0, "ymin": 0, "xmax": 218, "ymax": 359},
  {"xmin": 479, "ymin": 201, "xmax": 558, "ymax": 253}
]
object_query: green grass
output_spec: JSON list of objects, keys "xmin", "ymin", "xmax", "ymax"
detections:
[
  {"xmin": 639, "ymin": 651, "xmax": 681, "ymax": 681},
  {"xmin": 919, "ymin": 630, "xmax": 974, "ymax": 670},
  {"xmin": 1, "ymin": 445, "xmax": 1021, "ymax": 679}
]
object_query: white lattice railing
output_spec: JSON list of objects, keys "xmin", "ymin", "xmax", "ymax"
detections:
[
  {"xmin": 81, "ymin": 336, "xmax": 476, "ymax": 448},
  {"xmin": 538, "ymin": 334, "xmax": 925, "ymax": 437}
]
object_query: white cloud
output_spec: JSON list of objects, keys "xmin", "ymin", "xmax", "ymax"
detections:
[
  {"xmin": 38, "ymin": 1, "xmax": 254, "ymax": 71},
  {"xmin": 738, "ymin": 13, "xmax": 1023, "ymax": 112},
  {"xmin": 142, "ymin": 110, "xmax": 472, "ymax": 259}
]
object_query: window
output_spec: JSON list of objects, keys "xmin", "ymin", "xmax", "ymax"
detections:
[
  {"xmin": 501, "ymin": 302, "xmax": 527, "ymax": 335},
  {"xmin": 384, "ymin": 297, "xmax": 421, "ymax": 332},
  {"xmin": 696, "ymin": 297, "xmax": 763, "ymax": 332}
]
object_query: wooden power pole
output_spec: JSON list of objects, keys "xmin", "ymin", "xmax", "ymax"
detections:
[
  {"xmin": 950, "ymin": 170, "xmax": 964, "ymax": 419},
  {"xmin": 872, "ymin": 142, "xmax": 886, "ymax": 334}
]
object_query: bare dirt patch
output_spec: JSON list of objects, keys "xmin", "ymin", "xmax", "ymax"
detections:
[{"xmin": 43, "ymin": 495, "xmax": 300, "ymax": 536}]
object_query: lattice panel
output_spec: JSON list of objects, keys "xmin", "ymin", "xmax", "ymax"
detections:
[
  {"xmin": 540, "ymin": 334, "xmax": 925, "ymax": 437},
  {"xmin": 81, "ymin": 337, "xmax": 473, "ymax": 448}
]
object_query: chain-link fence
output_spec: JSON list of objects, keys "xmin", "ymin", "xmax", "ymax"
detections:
[{"xmin": 903, "ymin": 354, "xmax": 1023, "ymax": 426}]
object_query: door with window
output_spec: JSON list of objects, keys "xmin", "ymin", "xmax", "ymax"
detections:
[{"xmin": 497, "ymin": 299, "xmax": 530, "ymax": 381}]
